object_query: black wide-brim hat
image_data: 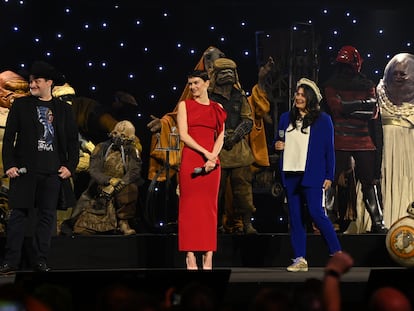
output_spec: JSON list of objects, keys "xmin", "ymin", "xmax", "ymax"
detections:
[{"xmin": 30, "ymin": 60, "xmax": 66, "ymax": 86}]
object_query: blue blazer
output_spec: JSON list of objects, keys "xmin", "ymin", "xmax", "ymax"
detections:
[{"xmin": 276, "ymin": 111, "xmax": 335, "ymax": 188}]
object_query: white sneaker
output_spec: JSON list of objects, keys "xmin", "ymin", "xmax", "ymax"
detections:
[{"xmin": 287, "ymin": 257, "xmax": 308, "ymax": 272}]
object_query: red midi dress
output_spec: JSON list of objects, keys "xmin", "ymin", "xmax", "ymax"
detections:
[{"xmin": 178, "ymin": 99, "xmax": 226, "ymax": 251}]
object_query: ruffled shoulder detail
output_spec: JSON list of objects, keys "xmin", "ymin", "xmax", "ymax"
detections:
[{"xmin": 211, "ymin": 100, "xmax": 227, "ymax": 133}]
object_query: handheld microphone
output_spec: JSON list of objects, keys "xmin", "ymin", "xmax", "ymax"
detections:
[
  {"xmin": 278, "ymin": 130, "xmax": 285, "ymax": 141},
  {"xmin": 193, "ymin": 167, "xmax": 204, "ymax": 174},
  {"xmin": 193, "ymin": 164, "xmax": 219, "ymax": 176},
  {"xmin": 2, "ymin": 167, "xmax": 27, "ymax": 178}
]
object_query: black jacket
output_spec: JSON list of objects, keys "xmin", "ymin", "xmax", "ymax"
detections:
[{"xmin": 2, "ymin": 96, "xmax": 79, "ymax": 209}]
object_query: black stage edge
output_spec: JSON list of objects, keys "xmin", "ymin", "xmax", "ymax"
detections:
[{"xmin": 0, "ymin": 233, "xmax": 396, "ymax": 270}]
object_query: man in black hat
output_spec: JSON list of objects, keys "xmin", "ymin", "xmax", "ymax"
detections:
[{"xmin": 0, "ymin": 60, "xmax": 79, "ymax": 274}]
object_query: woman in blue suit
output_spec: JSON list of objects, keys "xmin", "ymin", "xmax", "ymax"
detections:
[{"xmin": 274, "ymin": 78, "xmax": 342, "ymax": 272}]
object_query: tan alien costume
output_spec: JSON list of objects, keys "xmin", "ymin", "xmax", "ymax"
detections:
[{"xmin": 0, "ymin": 71, "xmax": 30, "ymax": 234}]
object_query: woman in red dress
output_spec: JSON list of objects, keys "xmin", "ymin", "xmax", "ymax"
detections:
[{"xmin": 177, "ymin": 70, "xmax": 226, "ymax": 270}]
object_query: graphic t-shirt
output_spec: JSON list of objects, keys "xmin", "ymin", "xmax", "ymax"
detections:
[{"xmin": 35, "ymin": 99, "xmax": 60, "ymax": 174}]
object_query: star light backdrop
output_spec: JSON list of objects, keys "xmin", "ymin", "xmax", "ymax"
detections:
[
  {"xmin": 0, "ymin": 0, "xmax": 410, "ymax": 174},
  {"xmin": 0, "ymin": 0, "xmax": 410, "ymax": 231}
]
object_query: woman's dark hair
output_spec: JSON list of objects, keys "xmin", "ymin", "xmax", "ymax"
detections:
[
  {"xmin": 288, "ymin": 83, "xmax": 321, "ymax": 133},
  {"xmin": 187, "ymin": 70, "xmax": 209, "ymax": 81}
]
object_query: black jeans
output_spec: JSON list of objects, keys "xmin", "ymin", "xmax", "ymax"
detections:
[{"xmin": 3, "ymin": 174, "xmax": 60, "ymax": 267}]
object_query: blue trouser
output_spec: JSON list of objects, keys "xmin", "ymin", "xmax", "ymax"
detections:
[{"xmin": 284, "ymin": 173, "xmax": 341, "ymax": 258}]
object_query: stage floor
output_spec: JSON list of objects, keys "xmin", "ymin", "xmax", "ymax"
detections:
[
  {"xmin": 0, "ymin": 232, "xmax": 398, "ymax": 269},
  {"xmin": 49, "ymin": 232, "xmax": 398, "ymax": 268}
]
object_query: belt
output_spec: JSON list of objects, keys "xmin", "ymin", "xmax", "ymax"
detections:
[{"xmin": 382, "ymin": 118, "xmax": 414, "ymax": 129}]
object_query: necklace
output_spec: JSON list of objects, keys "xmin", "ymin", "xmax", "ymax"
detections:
[{"xmin": 378, "ymin": 81, "xmax": 414, "ymax": 117}]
